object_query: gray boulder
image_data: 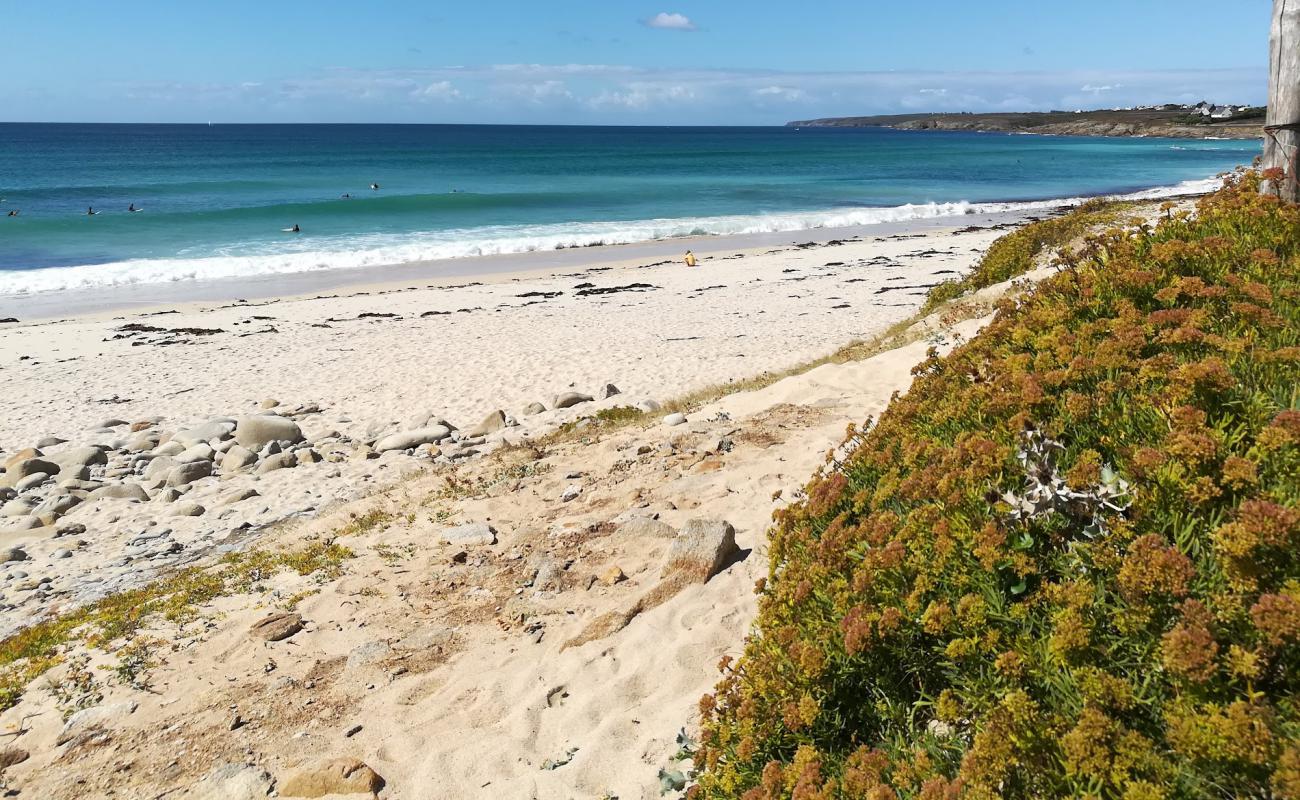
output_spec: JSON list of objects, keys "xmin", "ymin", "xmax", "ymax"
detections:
[
  {"xmin": 174, "ymin": 443, "xmax": 215, "ymax": 464},
  {"xmin": 440, "ymin": 522, "xmax": 497, "ymax": 547},
  {"xmin": 256, "ymin": 452, "xmax": 297, "ymax": 474},
  {"xmin": 468, "ymin": 410, "xmax": 507, "ymax": 438},
  {"xmin": 47, "ymin": 446, "xmax": 108, "ymax": 471},
  {"xmin": 88, "ymin": 483, "xmax": 150, "ymax": 502},
  {"xmin": 170, "ymin": 503, "xmax": 205, "ymax": 517},
  {"xmin": 373, "ymin": 426, "xmax": 451, "ymax": 453},
  {"xmin": 167, "ymin": 461, "xmax": 213, "ymax": 487},
  {"xmin": 598, "ymin": 383, "xmax": 621, "ymax": 399},
  {"xmin": 172, "ymin": 420, "xmax": 235, "ymax": 447},
  {"xmin": 553, "ymin": 392, "xmax": 594, "ymax": 409},
  {"xmin": 221, "ymin": 445, "xmax": 258, "ymax": 471},
  {"xmin": 522, "ymin": 402, "xmax": 547, "ymax": 416},
  {"xmin": 33, "ymin": 493, "xmax": 81, "ymax": 517},
  {"xmin": 661, "ymin": 519, "xmax": 737, "ymax": 583},
  {"xmin": 0, "ymin": 458, "xmax": 59, "ymax": 488},
  {"xmin": 190, "ymin": 763, "xmax": 275, "ymax": 800},
  {"xmin": 234, "ymin": 415, "xmax": 303, "ymax": 451},
  {"xmin": 143, "ymin": 456, "xmax": 179, "ymax": 481}
]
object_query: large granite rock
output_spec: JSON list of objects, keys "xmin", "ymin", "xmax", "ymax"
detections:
[{"xmin": 234, "ymin": 416, "xmax": 303, "ymax": 451}]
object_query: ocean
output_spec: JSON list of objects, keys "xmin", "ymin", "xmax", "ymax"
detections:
[{"xmin": 0, "ymin": 123, "xmax": 1257, "ymax": 296}]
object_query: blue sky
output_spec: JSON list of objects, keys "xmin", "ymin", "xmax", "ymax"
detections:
[{"xmin": 0, "ymin": 1, "xmax": 1270, "ymax": 124}]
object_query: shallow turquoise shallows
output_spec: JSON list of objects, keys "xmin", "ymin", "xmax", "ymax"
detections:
[{"xmin": 0, "ymin": 123, "xmax": 1256, "ymax": 294}]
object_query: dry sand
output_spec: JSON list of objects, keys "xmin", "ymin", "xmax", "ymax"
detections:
[{"xmin": 0, "ymin": 218, "xmax": 1033, "ymax": 798}]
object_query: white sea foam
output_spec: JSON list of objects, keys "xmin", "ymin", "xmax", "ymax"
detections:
[{"xmin": 0, "ymin": 177, "xmax": 1224, "ymax": 297}]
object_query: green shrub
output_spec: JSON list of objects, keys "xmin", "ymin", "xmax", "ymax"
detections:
[
  {"xmin": 694, "ymin": 174, "xmax": 1300, "ymax": 799},
  {"xmin": 922, "ymin": 198, "xmax": 1124, "ymax": 313}
]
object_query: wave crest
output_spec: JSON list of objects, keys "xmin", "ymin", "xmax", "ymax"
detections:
[{"xmin": 0, "ymin": 177, "xmax": 1222, "ymax": 297}]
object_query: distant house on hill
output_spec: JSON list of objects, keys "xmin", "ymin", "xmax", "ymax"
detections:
[{"xmin": 1210, "ymin": 106, "xmax": 1236, "ymax": 119}]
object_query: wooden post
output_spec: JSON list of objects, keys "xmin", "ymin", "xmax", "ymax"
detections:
[{"xmin": 1264, "ymin": 0, "xmax": 1300, "ymax": 201}]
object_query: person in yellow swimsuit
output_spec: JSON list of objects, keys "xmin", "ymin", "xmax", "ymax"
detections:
[{"xmin": 684, "ymin": 250, "xmax": 697, "ymax": 267}]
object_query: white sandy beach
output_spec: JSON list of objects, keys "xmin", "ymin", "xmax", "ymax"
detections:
[{"xmin": 0, "ymin": 213, "xmax": 1069, "ymax": 798}]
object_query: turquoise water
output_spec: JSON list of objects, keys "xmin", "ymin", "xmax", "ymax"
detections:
[{"xmin": 0, "ymin": 123, "xmax": 1256, "ymax": 295}]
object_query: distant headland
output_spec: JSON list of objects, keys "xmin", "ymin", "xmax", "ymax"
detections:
[{"xmin": 787, "ymin": 103, "xmax": 1265, "ymax": 139}]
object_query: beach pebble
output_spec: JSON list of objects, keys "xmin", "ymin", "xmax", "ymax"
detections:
[
  {"xmin": 34, "ymin": 437, "xmax": 67, "ymax": 449},
  {"xmin": 154, "ymin": 488, "xmax": 183, "ymax": 503},
  {"xmin": 259, "ymin": 398, "xmax": 279, "ymax": 409},
  {"xmin": 599, "ymin": 565, "xmax": 627, "ymax": 585},
  {"xmin": 33, "ymin": 493, "xmax": 80, "ymax": 517},
  {"xmin": 1, "ymin": 458, "xmax": 59, "ymax": 488},
  {"xmin": 221, "ymin": 445, "xmax": 258, "ymax": 471},
  {"xmin": 167, "ymin": 461, "xmax": 213, "ymax": 487},
  {"xmin": 170, "ymin": 503, "xmax": 205, "ymax": 517},
  {"xmin": 248, "ymin": 611, "xmax": 303, "ymax": 642},
  {"xmin": 221, "ymin": 488, "xmax": 261, "ymax": 506},
  {"xmin": 278, "ymin": 758, "xmax": 384, "ymax": 798},
  {"xmin": 598, "ymin": 383, "xmax": 622, "ymax": 399},
  {"xmin": 14, "ymin": 473, "xmax": 50, "ymax": 493},
  {"xmin": 553, "ymin": 392, "xmax": 594, "ymax": 409},
  {"xmin": 234, "ymin": 415, "xmax": 304, "ymax": 451},
  {"xmin": 47, "ymin": 446, "xmax": 109, "ymax": 471},
  {"xmin": 53, "ymin": 549, "xmax": 73, "ymax": 560},
  {"xmin": 561, "ymin": 485, "xmax": 582, "ymax": 502},
  {"xmin": 93, "ymin": 419, "xmax": 129, "ymax": 430},
  {"xmin": 122, "ymin": 432, "xmax": 161, "ymax": 453},
  {"xmin": 662, "ymin": 519, "xmax": 738, "ymax": 583},
  {"xmin": 1, "ymin": 548, "xmax": 28, "ymax": 564},
  {"xmin": 174, "ymin": 443, "xmax": 215, "ymax": 464},
  {"xmin": 152, "ymin": 441, "xmax": 187, "ymax": 458},
  {"xmin": 440, "ymin": 522, "xmax": 497, "ymax": 547},
  {"xmin": 637, "ymin": 399, "xmax": 662, "ymax": 413},
  {"xmin": 663, "ymin": 412, "xmax": 687, "ymax": 426},
  {"xmin": 373, "ymin": 426, "xmax": 451, "ymax": 453},
  {"xmin": 522, "ymin": 402, "xmax": 547, "ymax": 416},
  {"xmin": 256, "ymin": 452, "xmax": 298, "ymax": 474},
  {"xmin": 468, "ymin": 410, "xmax": 507, "ymax": 437},
  {"xmin": 89, "ymin": 483, "xmax": 150, "ymax": 502}
]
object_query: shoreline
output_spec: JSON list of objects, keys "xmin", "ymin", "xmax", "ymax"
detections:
[
  {"xmin": 0, "ymin": 175, "xmax": 1221, "ymax": 321},
  {"xmin": 0, "ymin": 210, "xmax": 1036, "ymax": 322}
]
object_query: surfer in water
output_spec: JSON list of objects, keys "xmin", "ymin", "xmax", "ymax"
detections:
[
  {"xmin": 128, "ymin": 203, "xmax": 138, "ymax": 213},
  {"xmin": 341, "ymin": 193, "xmax": 352, "ymax": 199},
  {"xmin": 6, "ymin": 210, "xmax": 17, "ymax": 217},
  {"xmin": 290, "ymin": 224, "xmax": 301, "ymax": 233},
  {"xmin": 370, "ymin": 183, "xmax": 380, "ymax": 191},
  {"xmin": 87, "ymin": 207, "xmax": 97, "ymax": 216}
]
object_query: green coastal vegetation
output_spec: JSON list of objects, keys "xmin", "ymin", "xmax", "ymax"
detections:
[{"xmin": 692, "ymin": 173, "xmax": 1300, "ymax": 798}]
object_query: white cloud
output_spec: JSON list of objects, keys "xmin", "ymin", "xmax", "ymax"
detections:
[
  {"xmin": 412, "ymin": 80, "xmax": 461, "ymax": 101},
  {"xmin": 1081, "ymin": 83, "xmax": 1121, "ymax": 93},
  {"xmin": 754, "ymin": 86, "xmax": 807, "ymax": 102},
  {"xmin": 644, "ymin": 12, "xmax": 696, "ymax": 31}
]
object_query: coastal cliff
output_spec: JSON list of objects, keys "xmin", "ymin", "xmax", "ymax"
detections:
[{"xmin": 788, "ymin": 110, "xmax": 1264, "ymax": 140}]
